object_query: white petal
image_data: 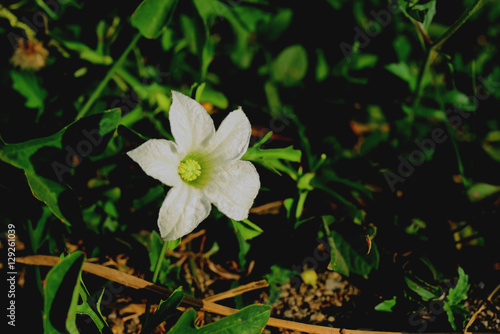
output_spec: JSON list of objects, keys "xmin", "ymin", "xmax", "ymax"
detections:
[
  {"xmin": 203, "ymin": 160, "xmax": 260, "ymax": 221},
  {"xmin": 158, "ymin": 184, "xmax": 212, "ymax": 241},
  {"xmin": 127, "ymin": 139, "xmax": 182, "ymax": 187},
  {"xmin": 169, "ymin": 91, "xmax": 215, "ymax": 154},
  {"xmin": 208, "ymin": 108, "xmax": 252, "ymax": 162}
]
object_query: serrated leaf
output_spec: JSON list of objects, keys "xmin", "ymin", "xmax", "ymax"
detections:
[
  {"xmin": 43, "ymin": 251, "xmax": 85, "ymax": 334},
  {"xmin": 446, "ymin": 267, "xmax": 470, "ymax": 306},
  {"xmin": 10, "ymin": 70, "xmax": 47, "ymax": 110},
  {"xmin": 443, "ymin": 267, "xmax": 470, "ymax": 331},
  {"xmin": 263, "ymin": 265, "xmax": 298, "ymax": 304},
  {"xmin": 167, "ymin": 304, "xmax": 271, "ymax": 334}
]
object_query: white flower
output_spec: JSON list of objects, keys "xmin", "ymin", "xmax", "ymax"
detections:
[{"xmin": 127, "ymin": 91, "xmax": 260, "ymax": 241}]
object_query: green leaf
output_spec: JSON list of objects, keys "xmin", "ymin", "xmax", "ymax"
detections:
[
  {"xmin": 374, "ymin": 296, "xmax": 397, "ymax": 312},
  {"xmin": 385, "ymin": 62, "xmax": 417, "ymax": 92},
  {"xmin": 231, "ymin": 219, "xmax": 263, "ymax": 240},
  {"xmin": 161, "ymin": 27, "xmax": 175, "ymax": 51},
  {"xmin": 43, "ymin": 251, "xmax": 85, "ymax": 334},
  {"xmin": 315, "ymin": 48, "xmax": 330, "ymax": 82},
  {"xmin": 25, "ymin": 172, "xmax": 76, "ymax": 225},
  {"xmin": 243, "ymin": 146, "xmax": 301, "ymax": 164},
  {"xmin": 131, "ymin": 0, "xmax": 178, "ymax": 39},
  {"xmin": 258, "ymin": 8, "xmax": 293, "ymax": 41},
  {"xmin": 325, "ymin": 231, "xmax": 349, "ymax": 277},
  {"xmin": 332, "ymin": 53, "xmax": 378, "ymax": 84},
  {"xmin": 76, "ymin": 287, "xmax": 110, "ymax": 333},
  {"xmin": 404, "ymin": 275, "xmax": 439, "ymax": 301},
  {"xmin": 297, "ymin": 173, "xmax": 315, "ymax": 191},
  {"xmin": 263, "ymin": 265, "xmax": 298, "ymax": 305},
  {"xmin": 141, "ymin": 288, "xmax": 184, "ymax": 334},
  {"xmin": 10, "ymin": 70, "xmax": 47, "ymax": 110},
  {"xmin": 149, "ymin": 230, "xmax": 165, "ymax": 272},
  {"xmin": 133, "ymin": 185, "xmax": 165, "ymax": 210},
  {"xmin": 270, "ymin": 44, "xmax": 308, "ymax": 87},
  {"xmin": 446, "ymin": 267, "xmax": 470, "ymax": 306},
  {"xmin": 0, "ymin": 109, "xmax": 121, "ymax": 225},
  {"xmin": 444, "ymin": 267, "xmax": 470, "ymax": 330},
  {"xmin": 167, "ymin": 304, "xmax": 271, "ymax": 334},
  {"xmin": 322, "ymin": 216, "xmax": 379, "ymax": 277},
  {"xmin": 194, "ymin": 0, "xmax": 269, "ymax": 69},
  {"xmin": 230, "ymin": 219, "xmax": 251, "ymax": 268},
  {"xmin": 444, "ymin": 90, "xmax": 476, "ymax": 112},
  {"xmin": 414, "ymin": 0, "xmax": 436, "ymax": 31},
  {"xmin": 405, "ymin": 218, "xmax": 427, "ymax": 235},
  {"xmin": 482, "ymin": 130, "xmax": 500, "ymax": 163},
  {"xmin": 467, "ymin": 183, "xmax": 500, "ymax": 202},
  {"xmin": 199, "ymin": 88, "xmax": 229, "ymax": 109},
  {"xmin": 314, "ymin": 182, "xmax": 365, "ymax": 224},
  {"xmin": 393, "ymin": 35, "xmax": 412, "ymax": 62}
]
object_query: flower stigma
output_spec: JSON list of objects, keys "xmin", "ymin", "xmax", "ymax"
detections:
[{"xmin": 178, "ymin": 159, "xmax": 202, "ymax": 182}]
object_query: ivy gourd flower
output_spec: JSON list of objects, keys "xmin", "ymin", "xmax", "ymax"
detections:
[{"xmin": 127, "ymin": 91, "xmax": 260, "ymax": 241}]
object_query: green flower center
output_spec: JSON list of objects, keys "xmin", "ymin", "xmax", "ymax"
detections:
[{"xmin": 178, "ymin": 159, "xmax": 202, "ymax": 182}]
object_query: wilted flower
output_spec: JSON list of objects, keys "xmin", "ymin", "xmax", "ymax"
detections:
[
  {"xmin": 127, "ymin": 91, "xmax": 260, "ymax": 241},
  {"xmin": 10, "ymin": 38, "xmax": 49, "ymax": 71}
]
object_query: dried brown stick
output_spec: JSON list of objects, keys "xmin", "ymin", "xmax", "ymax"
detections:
[
  {"xmin": 203, "ymin": 279, "xmax": 268, "ymax": 303},
  {"xmin": 18, "ymin": 255, "xmax": 488, "ymax": 334},
  {"xmin": 464, "ymin": 283, "xmax": 500, "ymax": 332}
]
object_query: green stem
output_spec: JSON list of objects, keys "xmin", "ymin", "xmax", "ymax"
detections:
[
  {"xmin": 115, "ymin": 67, "xmax": 147, "ymax": 98},
  {"xmin": 76, "ymin": 32, "xmax": 141, "ymax": 120},
  {"xmin": 145, "ymin": 240, "xmax": 169, "ymax": 325},
  {"xmin": 412, "ymin": 0, "xmax": 484, "ymax": 112},
  {"xmin": 295, "ymin": 190, "xmax": 309, "ymax": 220},
  {"xmin": 432, "ymin": 72, "xmax": 470, "ymax": 190},
  {"xmin": 34, "ymin": 0, "xmax": 57, "ymax": 19},
  {"xmin": 27, "ymin": 220, "xmax": 43, "ymax": 294},
  {"xmin": 0, "ymin": 5, "xmax": 36, "ymax": 38},
  {"xmin": 432, "ymin": 0, "xmax": 484, "ymax": 49},
  {"xmin": 152, "ymin": 240, "xmax": 169, "ymax": 285}
]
